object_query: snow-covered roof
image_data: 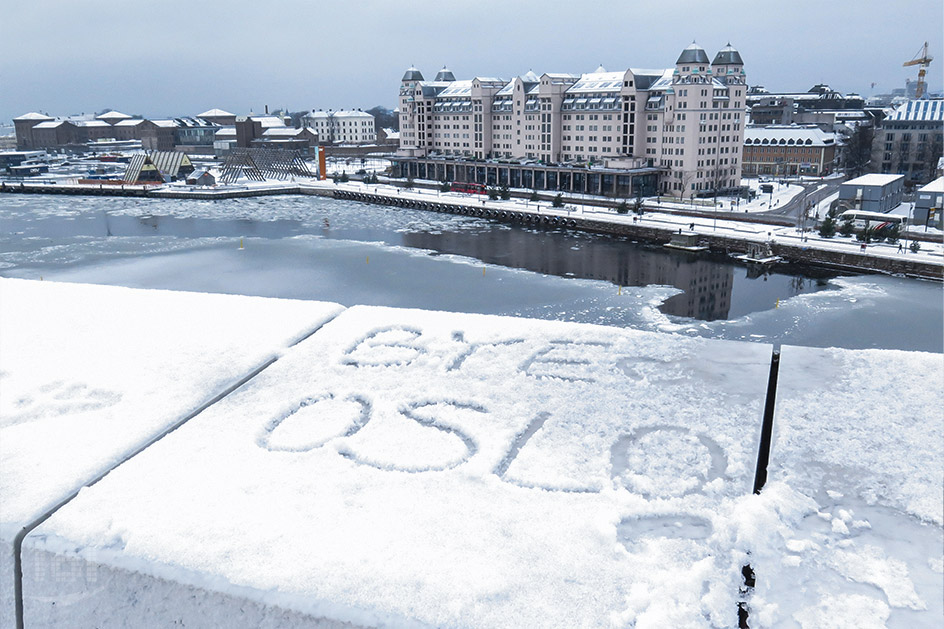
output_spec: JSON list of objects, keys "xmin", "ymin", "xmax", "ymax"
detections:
[
  {"xmin": 13, "ymin": 112, "xmax": 53, "ymax": 121},
  {"xmin": 248, "ymin": 116, "xmax": 285, "ymax": 127},
  {"xmin": 151, "ymin": 119, "xmax": 179, "ymax": 128},
  {"xmin": 32, "ymin": 121, "xmax": 67, "ymax": 129},
  {"xmin": 917, "ymin": 176, "xmax": 944, "ymax": 194},
  {"xmin": 215, "ymin": 126, "xmax": 236, "ymax": 137},
  {"xmin": 438, "ymin": 81, "xmax": 474, "ymax": 98},
  {"xmin": 884, "ymin": 99, "xmax": 944, "ymax": 122},
  {"xmin": 114, "ymin": 119, "xmax": 145, "ymax": 127},
  {"xmin": 744, "ymin": 125, "xmax": 837, "ymax": 146},
  {"xmin": 197, "ymin": 108, "xmax": 235, "ymax": 118},
  {"xmin": 95, "ymin": 111, "xmax": 132, "ymax": 121},
  {"xmin": 843, "ymin": 173, "xmax": 905, "ymax": 187},
  {"xmin": 262, "ymin": 127, "xmax": 312, "ymax": 137},
  {"xmin": 566, "ymin": 72, "xmax": 625, "ymax": 94},
  {"xmin": 332, "ymin": 110, "xmax": 373, "ymax": 119},
  {"xmin": 71, "ymin": 120, "xmax": 111, "ymax": 127}
]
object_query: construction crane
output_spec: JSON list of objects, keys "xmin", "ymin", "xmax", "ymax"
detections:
[{"xmin": 903, "ymin": 42, "xmax": 933, "ymax": 99}]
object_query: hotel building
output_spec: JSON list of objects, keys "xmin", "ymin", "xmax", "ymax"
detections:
[{"xmin": 397, "ymin": 43, "xmax": 746, "ymax": 198}]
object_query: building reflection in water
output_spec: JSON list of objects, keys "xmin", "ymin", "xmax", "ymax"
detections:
[{"xmin": 402, "ymin": 226, "xmax": 735, "ymax": 321}]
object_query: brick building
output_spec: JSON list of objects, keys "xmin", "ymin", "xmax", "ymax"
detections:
[{"xmin": 742, "ymin": 125, "xmax": 837, "ymax": 176}]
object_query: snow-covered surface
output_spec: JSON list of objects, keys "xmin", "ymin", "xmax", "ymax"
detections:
[
  {"xmin": 307, "ymin": 180, "xmax": 944, "ymax": 265},
  {"xmin": 0, "ymin": 279, "xmax": 343, "ymax": 625},
  {"xmin": 25, "ymin": 305, "xmax": 774, "ymax": 628},
  {"xmin": 745, "ymin": 345, "xmax": 943, "ymax": 627}
]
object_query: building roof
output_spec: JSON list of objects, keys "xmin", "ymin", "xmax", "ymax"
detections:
[
  {"xmin": 151, "ymin": 119, "xmax": 179, "ymax": 128},
  {"xmin": 842, "ymin": 173, "xmax": 905, "ymax": 187},
  {"xmin": 884, "ymin": 99, "xmax": 944, "ymax": 122},
  {"xmin": 566, "ymin": 71, "xmax": 625, "ymax": 94},
  {"xmin": 114, "ymin": 119, "xmax": 146, "ymax": 127},
  {"xmin": 262, "ymin": 127, "xmax": 314, "ymax": 137},
  {"xmin": 917, "ymin": 176, "xmax": 944, "ymax": 194},
  {"xmin": 676, "ymin": 42, "xmax": 710, "ymax": 65},
  {"xmin": 14, "ymin": 112, "xmax": 54, "ymax": 121},
  {"xmin": 197, "ymin": 108, "xmax": 235, "ymax": 118},
  {"xmin": 434, "ymin": 67, "xmax": 455, "ymax": 82},
  {"xmin": 332, "ymin": 110, "xmax": 373, "ymax": 119},
  {"xmin": 32, "ymin": 121, "xmax": 67, "ymax": 129},
  {"xmin": 96, "ymin": 111, "xmax": 132, "ymax": 121},
  {"xmin": 402, "ymin": 66, "xmax": 424, "ymax": 81},
  {"xmin": 247, "ymin": 116, "xmax": 285, "ymax": 127},
  {"xmin": 438, "ymin": 81, "xmax": 474, "ymax": 98},
  {"xmin": 712, "ymin": 44, "xmax": 743, "ymax": 66},
  {"xmin": 72, "ymin": 120, "xmax": 111, "ymax": 127},
  {"xmin": 215, "ymin": 127, "xmax": 236, "ymax": 137},
  {"xmin": 744, "ymin": 125, "xmax": 836, "ymax": 146}
]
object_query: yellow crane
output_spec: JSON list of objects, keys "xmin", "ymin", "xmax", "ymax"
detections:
[{"xmin": 903, "ymin": 42, "xmax": 933, "ymax": 99}]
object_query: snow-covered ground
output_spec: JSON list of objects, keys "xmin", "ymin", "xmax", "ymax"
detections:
[
  {"xmin": 0, "ymin": 279, "xmax": 343, "ymax": 627},
  {"xmin": 304, "ymin": 179, "xmax": 944, "ymax": 266},
  {"xmin": 3, "ymin": 280, "xmax": 941, "ymax": 628}
]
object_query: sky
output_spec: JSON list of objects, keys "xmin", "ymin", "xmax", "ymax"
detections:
[{"xmin": 1, "ymin": 0, "xmax": 942, "ymax": 123}]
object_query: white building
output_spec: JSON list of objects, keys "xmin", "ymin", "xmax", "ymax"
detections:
[
  {"xmin": 304, "ymin": 110, "xmax": 376, "ymax": 144},
  {"xmin": 398, "ymin": 43, "xmax": 748, "ymax": 197}
]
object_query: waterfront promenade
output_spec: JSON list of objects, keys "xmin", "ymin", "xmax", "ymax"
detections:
[{"xmin": 2, "ymin": 178, "xmax": 942, "ymax": 280}]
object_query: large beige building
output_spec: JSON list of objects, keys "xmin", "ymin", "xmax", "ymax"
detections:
[{"xmin": 398, "ymin": 43, "xmax": 747, "ymax": 197}]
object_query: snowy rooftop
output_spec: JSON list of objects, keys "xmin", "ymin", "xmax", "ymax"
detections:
[
  {"xmin": 918, "ymin": 176, "xmax": 944, "ymax": 193},
  {"xmin": 884, "ymin": 99, "xmax": 944, "ymax": 122},
  {"xmin": 843, "ymin": 173, "xmax": 905, "ymax": 187},
  {"xmin": 566, "ymin": 71, "xmax": 626, "ymax": 94},
  {"xmin": 3, "ymin": 280, "xmax": 941, "ymax": 628},
  {"xmin": 13, "ymin": 112, "xmax": 53, "ymax": 121},
  {"xmin": 197, "ymin": 108, "xmax": 235, "ymax": 117},
  {"xmin": 437, "ymin": 80, "xmax": 474, "ymax": 98},
  {"xmin": 31, "ymin": 121, "xmax": 66, "ymax": 129},
  {"xmin": 95, "ymin": 111, "xmax": 132, "ymax": 121},
  {"xmin": 744, "ymin": 125, "xmax": 837, "ymax": 146}
]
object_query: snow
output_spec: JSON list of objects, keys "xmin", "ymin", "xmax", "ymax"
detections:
[
  {"xmin": 3, "ymin": 281, "xmax": 941, "ymax": 627},
  {"xmin": 312, "ymin": 179, "xmax": 944, "ymax": 264},
  {"xmin": 23, "ymin": 304, "xmax": 775, "ymax": 628},
  {"xmin": 739, "ymin": 345, "xmax": 944, "ymax": 627},
  {"xmin": 0, "ymin": 279, "xmax": 343, "ymax": 626}
]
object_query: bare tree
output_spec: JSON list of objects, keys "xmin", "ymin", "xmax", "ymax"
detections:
[{"xmin": 841, "ymin": 124, "xmax": 874, "ymax": 177}]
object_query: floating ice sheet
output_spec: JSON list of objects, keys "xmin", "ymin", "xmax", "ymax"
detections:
[
  {"xmin": 25, "ymin": 305, "xmax": 773, "ymax": 628},
  {"xmin": 743, "ymin": 345, "xmax": 943, "ymax": 628},
  {"xmin": 0, "ymin": 278, "xmax": 343, "ymax": 626}
]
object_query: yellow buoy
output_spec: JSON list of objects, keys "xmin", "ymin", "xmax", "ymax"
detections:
[{"xmin": 239, "ymin": 238, "xmax": 244, "ymax": 250}]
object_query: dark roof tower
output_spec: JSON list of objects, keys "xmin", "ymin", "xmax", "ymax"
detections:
[
  {"xmin": 434, "ymin": 66, "xmax": 456, "ymax": 82},
  {"xmin": 676, "ymin": 42, "xmax": 710, "ymax": 65},
  {"xmin": 402, "ymin": 66, "xmax": 424, "ymax": 82},
  {"xmin": 712, "ymin": 43, "xmax": 744, "ymax": 66}
]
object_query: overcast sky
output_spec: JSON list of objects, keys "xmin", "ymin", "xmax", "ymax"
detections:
[{"xmin": 1, "ymin": 0, "xmax": 941, "ymax": 122}]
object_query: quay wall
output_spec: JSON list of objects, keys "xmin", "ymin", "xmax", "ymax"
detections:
[{"xmin": 2, "ymin": 181, "xmax": 940, "ymax": 280}]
